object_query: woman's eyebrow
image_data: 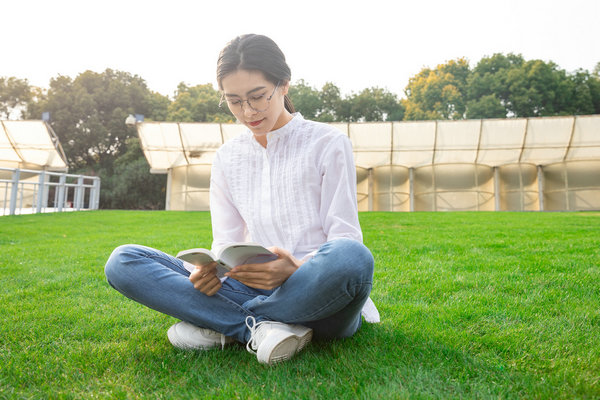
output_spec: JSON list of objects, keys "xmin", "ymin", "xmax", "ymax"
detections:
[
  {"xmin": 225, "ymin": 86, "xmax": 267, "ymax": 97},
  {"xmin": 246, "ymin": 86, "xmax": 266, "ymax": 95}
]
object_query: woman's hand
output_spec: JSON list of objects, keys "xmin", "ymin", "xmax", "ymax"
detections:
[
  {"xmin": 225, "ymin": 247, "xmax": 302, "ymax": 290},
  {"xmin": 189, "ymin": 261, "xmax": 222, "ymax": 296}
]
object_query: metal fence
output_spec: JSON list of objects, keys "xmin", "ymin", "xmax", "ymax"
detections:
[{"xmin": 0, "ymin": 167, "xmax": 101, "ymax": 216}]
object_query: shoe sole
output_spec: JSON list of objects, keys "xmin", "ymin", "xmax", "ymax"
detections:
[
  {"xmin": 257, "ymin": 326, "xmax": 313, "ymax": 365},
  {"xmin": 167, "ymin": 323, "xmax": 233, "ymax": 350},
  {"xmin": 295, "ymin": 327, "xmax": 312, "ymax": 353}
]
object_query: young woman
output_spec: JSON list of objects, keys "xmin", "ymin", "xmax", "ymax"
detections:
[{"xmin": 105, "ymin": 34, "xmax": 378, "ymax": 365}]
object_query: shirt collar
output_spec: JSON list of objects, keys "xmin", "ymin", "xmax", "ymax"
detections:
[{"xmin": 266, "ymin": 112, "xmax": 303, "ymax": 142}]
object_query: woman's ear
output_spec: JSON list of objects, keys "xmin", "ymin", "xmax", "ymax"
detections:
[{"xmin": 280, "ymin": 81, "xmax": 290, "ymax": 96}]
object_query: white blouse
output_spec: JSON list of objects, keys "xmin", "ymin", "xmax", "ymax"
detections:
[
  {"xmin": 209, "ymin": 113, "xmax": 380, "ymax": 323},
  {"xmin": 209, "ymin": 113, "xmax": 362, "ymax": 258}
]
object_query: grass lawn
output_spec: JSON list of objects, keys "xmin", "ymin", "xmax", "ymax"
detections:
[{"xmin": 1, "ymin": 210, "xmax": 599, "ymax": 399}]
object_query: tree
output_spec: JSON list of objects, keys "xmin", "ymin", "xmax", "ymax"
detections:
[
  {"xmin": 288, "ymin": 79, "xmax": 321, "ymax": 120},
  {"xmin": 466, "ymin": 54, "xmax": 600, "ymax": 118},
  {"xmin": 506, "ymin": 59, "xmax": 565, "ymax": 117},
  {"xmin": 465, "ymin": 94, "xmax": 506, "ymax": 119},
  {"xmin": 404, "ymin": 58, "xmax": 470, "ymax": 120},
  {"xmin": 341, "ymin": 87, "xmax": 404, "ymax": 122},
  {"xmin": 0, "ymin": 77, "xmax": 32, "ymax": 119},
  {"xmin": 147, "ymin": 91, "xmax": 171, "ymax": 121},
  {"xmin": 318, "ymin": 82, "xmax": 342, "ymax": 122},
  {"xmin": 465, "ymin": 53, "xmax": 523, "ymax": 118},
  {"xmin": 27, "ymin": 69, "xmax": 170, "ymax": 170},
  {"xmin": 562, "ymin": 69, "xmax": 600, "ymax": 115},
  {"xmin": 167, "ymin": 83, "xmax": 232, "ymax": 122},
  {"xmin": 290, "ymin": 81, "xmax": 404, "ymax": 122},
  {"xmin": 100, "ymin": 137, "xmax": 166, "ymax": 210},
  {"xmin": 589, "ymin": 66, "xmax": 600, "ymax": 113}
]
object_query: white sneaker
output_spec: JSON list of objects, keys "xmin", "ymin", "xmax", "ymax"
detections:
[
  {"xmin": 167, "ymin": 321, "xmax": 234, "ymax": 350},
  {"xmin": 245, "ymin": 316, "xmax": 313, "ymax": 365}
]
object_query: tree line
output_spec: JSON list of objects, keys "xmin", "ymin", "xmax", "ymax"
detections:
[{"xmin": 1, "ymin": 54, "xmax": 599, "ymax": 209}]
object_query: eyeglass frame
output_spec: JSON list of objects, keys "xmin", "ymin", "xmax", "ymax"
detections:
[{"xmin": 219, "ymin": 82, "xmax": 281, "ymax": 113}]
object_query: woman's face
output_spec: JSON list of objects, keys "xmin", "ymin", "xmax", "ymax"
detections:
[{"xmin": 220, "ymin": 69, "xmax": 291, "ymax": 135}]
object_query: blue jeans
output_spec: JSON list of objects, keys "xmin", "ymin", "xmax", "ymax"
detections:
[{"xmin": 104, "ymin": 238, "xmax": 374, "ymax": 343}]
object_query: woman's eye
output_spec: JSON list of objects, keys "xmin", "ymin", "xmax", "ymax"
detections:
[
  {"xmin": 251, "ymin": 95, "xmax": 265, "ymax": 101},
  {"xmin": 229, "ymin": 99, "xmax": 242, "ymax": 105}
]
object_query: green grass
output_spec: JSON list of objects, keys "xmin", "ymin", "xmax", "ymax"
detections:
[{"xmin": 1, "ymin": 211, "xmax": 599, "ymax": 399}]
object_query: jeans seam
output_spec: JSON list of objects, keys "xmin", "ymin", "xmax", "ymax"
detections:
[
  {"xmin": 219, "ymin": 287, "xmax": 261, "ymax": 300},
  {"xmin": 144, "ymin": 253, "xmax": 189, "ymax": 275}
]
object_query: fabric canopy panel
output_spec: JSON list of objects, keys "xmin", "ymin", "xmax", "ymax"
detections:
[
  {"xmin": 349, "ymin": 123, "xmax": 392, "ymax": 168},
  {"xmin": 392, "ymin": 121, "xmax": 436, "ymax": 167},
  {"xmin": 566, "ymin": 116, "xmax": 600, "ymax": 160},
  {"xmin": 136, "ymin": 115, "xmax": 600, "ymax": 212},
  {"xmin": 0, "ymin": 120, "xmax": 67, "ymax": 170},
  {"xmin": 477, "ymin": 119, "xmax": 527, "ymax": 166},
  {"xmin": 138, "ymin": 115, "xmax": 600, "ymax": 170},
  {"xmin": 435, "ymin": 120, "xmax": 481, "ymax": 164},
  {"xmin": 138, "ymin": 122, "xmax": 247, "ymax": 173}
]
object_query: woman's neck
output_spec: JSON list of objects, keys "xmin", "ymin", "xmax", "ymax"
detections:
[{"xmin": 254, "ymin": 111, "xmax": 294, "ymax": 148}]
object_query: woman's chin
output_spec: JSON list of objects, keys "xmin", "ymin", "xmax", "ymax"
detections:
[{"xmin": 247, "ymin": 122, "xmax": 271, "ymax": 134}]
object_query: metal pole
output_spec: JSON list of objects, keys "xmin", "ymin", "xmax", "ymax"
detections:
[
  {"xmin": 166, "ymin": 170, "xmax": 172, "ymax": 211},
  {"xmin": 409, "ymin": 167, "xmax": 415, "ymax": 212},
  {"xmin": 75, "ymin": 176, "xmax": 84, "ymax": 210},
  {"xmin": 92, "ymin": 178, "xmax": 101, "ymax": 209},
  {"xmin": 493, "ymin": 167, "xmax": 500, "ymax": 211},
  {"xmin": 368, "ymin": 168, "xmax": 374, "ymax": 212},
  {"xmin": 2, "ymin": 182, "xmax": 8, "ymax": 216},
  {"xmin": 89, "ymin": 178, "xmax": 97, "ymax": 209},
  {"xmin": 36, "ymin": 170, "xmax": 46, "ymax": 213},
  {"xmin": 537, "ymin": 165, "xmax": 544, "ymax": 211},
  {"xmin": 518, "ymin": 166, "xmax": 524, "ymax": 211},
  {"xmin": 475, "ymin": 165, "xmax": 480, "ymax": 212},
  {"xmin": 9, "ymin": 169, "xmax": 20, "ymax": 215},
  {"xmin": 42, "ymin": 174, "xmax": 50, "ymax": 211},
  {"xmin": 564, "ymin": 164, "xmax": 570, "ymax": 211},
  {"xmin": 432, "ymin": 121, "xmax": 439, "ymax": 211},
  {"xmin": 88, "ymin": 177, "xmax": 96, "ymax": 210},
  {"xmin": 432, "ymin": 165, "xmax": 438, "ymax": 211},
  {"xmin": 57, "ymin": 174, "xmax": 66, "ymax": 212}
]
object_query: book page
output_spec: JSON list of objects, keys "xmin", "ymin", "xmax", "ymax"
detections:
[
  {"xmin": 218, "ymin": 243, "xmax": 278, "ymax": 269},
  {"xmin": 176, "ymin": 248, "xmax": 217, "ymax": 273}
]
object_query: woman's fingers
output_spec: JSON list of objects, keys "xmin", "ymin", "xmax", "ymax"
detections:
[
  {"xmin": 226, "ymin": 258, "xmax": 297, "ymax": 289},
  {"xmin": 189, "ymin": 262, "xmax": 221, "ymax": 295}
]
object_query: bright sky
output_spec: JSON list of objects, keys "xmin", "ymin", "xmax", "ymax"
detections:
[{"xmin": 2, "ymin": 0, "xmax": 598, "ymax": 99}]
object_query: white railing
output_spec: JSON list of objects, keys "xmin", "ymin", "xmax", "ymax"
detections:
[{"xmin": 0, "ymin": 167, "xmax": 101, "ymax": 216}]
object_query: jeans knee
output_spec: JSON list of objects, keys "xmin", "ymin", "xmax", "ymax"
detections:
[
  {"xmin": 104, "ymin": 244, "xmax": 139, "ymax": 286},
  {"xmin": 323, "ymin": 238, "xmax": 374, "ymax": 279}
]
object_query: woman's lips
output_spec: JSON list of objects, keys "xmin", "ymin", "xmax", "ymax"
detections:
[{"xmin": 248, "ymin": 119, "xmax": 264, "ymax": 127}]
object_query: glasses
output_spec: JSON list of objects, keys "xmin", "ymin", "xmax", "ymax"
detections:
[{"xmin": 219, "ymin": 82, "xmax": 280, "ymax": 113}]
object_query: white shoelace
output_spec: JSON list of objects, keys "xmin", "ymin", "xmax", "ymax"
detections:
[
  {"xmin": 245, "ymin": 315, "xmax": 264, "ymax": 354},
  {"xmin": 219, "ymin": 332, "xmax": 227, "ymax": 350}
]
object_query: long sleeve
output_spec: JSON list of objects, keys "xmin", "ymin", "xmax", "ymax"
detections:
[{"xmin": 318, "ymin": 135, "xmax": 363, "ymax": 243}]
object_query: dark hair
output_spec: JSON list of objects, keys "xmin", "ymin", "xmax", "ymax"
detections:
[{"xmin": 217, "ymin": 34, "xmax": 295, "ymax": 113}]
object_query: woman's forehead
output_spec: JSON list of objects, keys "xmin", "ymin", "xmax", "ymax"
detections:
[{"xmin": 220, "ymin": 70, "xmax": 270, "ymax": 95}]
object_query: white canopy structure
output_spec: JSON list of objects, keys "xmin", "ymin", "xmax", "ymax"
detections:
[
  {"xmin": 0, "ymin": 121, "xmax": 100, "ymax": 216},
  {"xmin": 137, "ymin": 115, "xmax": 600, "ymax": 212},
  {"xmin": 0, "ymin": 120, "xmax": 68, "ymax": 170}
]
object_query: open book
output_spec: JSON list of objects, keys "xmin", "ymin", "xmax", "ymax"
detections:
[{"xmin": 176, "ymin": 243, "xmax": 278, "ymax": 278}]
